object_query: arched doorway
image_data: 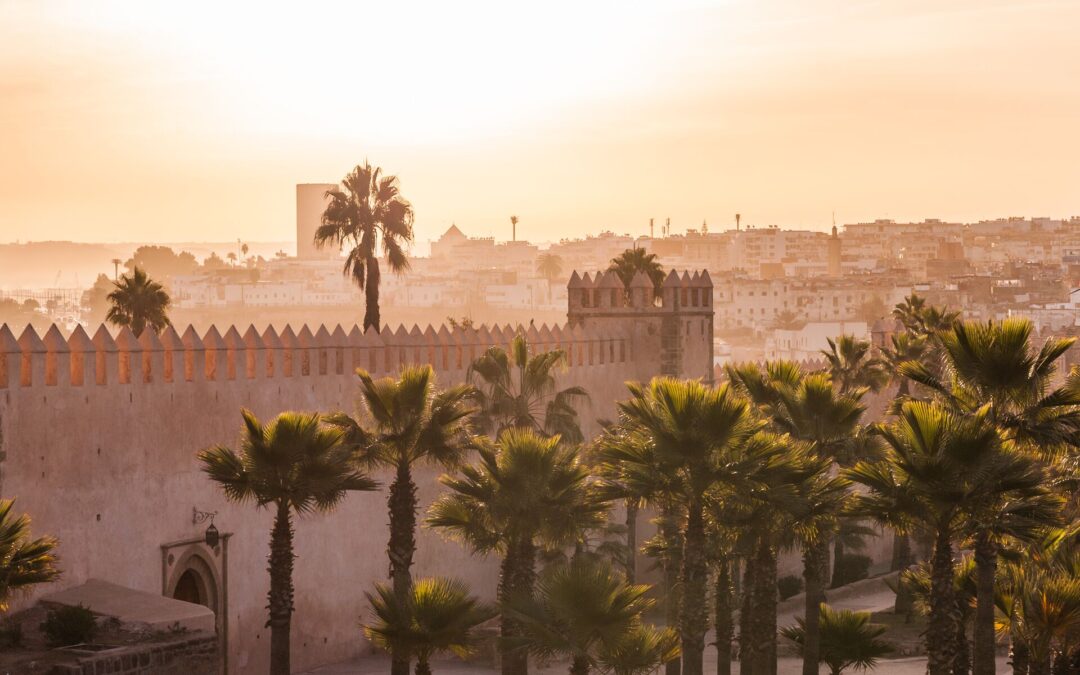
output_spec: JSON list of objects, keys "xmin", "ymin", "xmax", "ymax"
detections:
[
  {"xmin": 173, "ymin": 568, "xmax": 208, "ymax": 607},
  {"xmin": 162, "ymin": 535, "xmax": 230, "ymax": 672},
  {"xmin": 168, "ymin": 552, "xmax": 218, "ymax": 614}
]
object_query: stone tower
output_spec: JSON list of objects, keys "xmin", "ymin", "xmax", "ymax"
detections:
[
  {"xmin": 827, "ymin": 225, "xmax": 842, "ymax": 277},
  {"xmin": 567, "ymin": 269, "xmax": 714, "ymax": 384}
]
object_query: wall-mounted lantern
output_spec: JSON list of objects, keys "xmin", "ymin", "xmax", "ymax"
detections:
[{"xmin": 192, "ymin": 507, "xmax": 219, "ymax": 548}]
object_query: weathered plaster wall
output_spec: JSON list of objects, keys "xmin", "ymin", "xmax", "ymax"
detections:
[{"xmin": 0, "ymin": 270, "xmax": 716, "ymax": 674}]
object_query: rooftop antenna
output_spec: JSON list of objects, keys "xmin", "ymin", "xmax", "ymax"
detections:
[{"xmin": 735, "ymin": 213, "xmax": 741, "ymax": 232}]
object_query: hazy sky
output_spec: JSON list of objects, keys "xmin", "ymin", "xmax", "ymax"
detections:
[{"xmin": 2, "ymin": 0, "xmax": 1079, "ymax": 247}]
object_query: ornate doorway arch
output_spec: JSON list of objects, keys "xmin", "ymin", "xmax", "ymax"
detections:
[{"xmin": 162, "ymin": 534, "xmax": 230, "ymax": 672}]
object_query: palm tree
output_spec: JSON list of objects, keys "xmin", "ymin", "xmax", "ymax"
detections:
[
  {"xmin": 781, "ymin": 605, "xmax": 894, "ymax": 675},
  {"xmin": 846, "ymin": 401, "xmax": 1004, "ymax": 675},
  {"xmin": 900, "ymin": 318, "xmax": 1080, "ymax": 675},
  {"xmin": 427, "ymin": 428, "xmax": 608, "ymax": 675},
  {"xmin": 821, "ymin": 335, "xmax": 889, "ymax": 395},
  {"xmin": 536, "ymin": 253, "xmax": 564, "ymax": 283},
  {"xmin": 617, "ymin": 377, "xmax": 768, "ymax": 675},
  {"xmin": 327, "ymin": 365, "xmax": 475, "ymax": 675},
  {"xmin": 727, "ymin": 361, "xmax": 868, "ymax": 675},
  {"xmin": 504, "ymin": 558, "xmax": 653, "ymax": 675},
  {"xmin": 595, "ymin": 417, "xmax": 685, "ymax": 675},
  {"xmin": 597, "ymin": 623, "xmax": 681, "ymax": 675},
  {"xmin": 0, "ymin": 498, "xmax": 59, "ymax": 611},
  {"xmin": 315, "ymin": 161, "xmax": 414, "ymax": 332},
  {"xmin": 105, "ymin": 266, "xmax": 171, "ymax": 337},
  {"xmin": 609, "ymin": 248, "xmax": 665, "ymax": 296},
  {"xmin": 198, "ymin": 410, "xmax": 377, "ymax": 675},
  {"xmin": 364, "ymin": 577, "xmax": 497, "ymax": 675},
  {"xmin": 901, "ymin": 318, "xmax": 1080, "ymax": 451},
  {"xmin": 468, "ymin": 334, "xmax": 589, "ymax": 444},
  {"xmin": 882, "ymin": 331, "xmax": 929, "ymax": 402}
]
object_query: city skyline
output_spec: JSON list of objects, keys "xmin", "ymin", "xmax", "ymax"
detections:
[{"xmin": 4, "ymin": 0, "xmax": 1080, "ymax": 244}]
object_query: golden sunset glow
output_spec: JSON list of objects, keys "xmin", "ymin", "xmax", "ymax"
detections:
[{"xmin": 3, "ymin": 0, "xmax": 1079, "ymax": 245}]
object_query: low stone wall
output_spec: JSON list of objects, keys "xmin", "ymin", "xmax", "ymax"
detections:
[{"xmin": 46, "ymin": 633, "xmax": 218, "ymax": 675}]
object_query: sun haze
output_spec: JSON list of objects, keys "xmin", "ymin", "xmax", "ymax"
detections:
[{"xmin": 2, "ymin": 0, "xmax": 1079, "ymax": 244}]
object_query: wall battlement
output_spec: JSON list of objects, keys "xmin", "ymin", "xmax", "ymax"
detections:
[
  {"xmin": 0, "ymin": 268, "xmax": 716, "ymax": 393},
  {"xmin": 0, "ymin": 319, "xmax": 639, "ymax": 391}
]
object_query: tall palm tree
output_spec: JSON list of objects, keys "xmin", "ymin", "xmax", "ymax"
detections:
[
  {"xmin": 315, "ymin": 161, "xmax": 414, "ymax": 332},
  {"xmin": 595, "ymin": 417, "xmax": 686, "ymax": 675},
  {"xmin": 468, "ymin": 334, "xmax": 589, "ymax": 444},
  {"xmin": 536, "ymin": 253, "xmax": 564, "ymax": 283},
  {"xmin": 198, "ymin": 410, "xmax": 377, "ymax": 675},
  {"xmin": 609, "ymin": 248, "xmax": 665, "ymax": 296},
  {"xmin": 781, "ymin": 605, "xmax": 894, "ymax": 675},
  {"xmin": 364, "ymin": 577, "xmax": 497, "ymax": 675},
  {"xmin": 820, "ymin": 335, "xmax": 889, "ymax": 395},
  {"xmin": 105, "ymin": 266, "xmax": 171, "ymax": 337},
  {"xmin": 900, "ymin": 318, "xmax": 1080, "ymax": 675},
  {"xmin": 327, "ymin": 366, "xmax": 475, "ymax": 675},
  {"xmin": 427, "ymin": 428, "xmax": 608, "ymax": 675},
  {"xmin": 847, "ymin": 402, "xmax": 1005, "ymax": 675},
  {"xmin": 0, "ymin": 498, "xmax": 59, "ymax": 611},
  {"xmin": 504, "ymin": 558, "xmax": 653, "ymax": 675},
  {"xmin": 617, "ymin": 377, "xmax": 768, "ymax": 675},
  {"xmin": 727, "ymin": 361, "xmax": 867, "ymax": 675}
]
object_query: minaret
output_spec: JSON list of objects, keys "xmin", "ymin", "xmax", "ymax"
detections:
[
  {"xmin": 650, "ymin": 218, "xmax": 654, "ymax": 238},
  {"xmin": 827, "ymin": 224, "xmax": 842, "ymax": 277},
  {"xmin": 735, "ymin": 213, "xmax": 741, "ymax": 231}
]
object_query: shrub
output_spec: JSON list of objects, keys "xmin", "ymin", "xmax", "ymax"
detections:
[
  {"xmin": 833, "ymin": 554, "xmax": 872, "ymax": 586},
  {"xmin": 41, "ymin": 604, "xmax": 96, "ymax": 647},
  {"xmin": 778, "ymin": 574, "xmax": 804, "ymax": 600},
  {"xmin": 781, "ymin": 604, "xmax": 894, "ymax": 675}
]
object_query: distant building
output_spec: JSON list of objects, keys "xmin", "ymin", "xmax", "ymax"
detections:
[
  {"xmin": 296, "ymin": 183, "xmax": 337, "ymax": 260},
  {"xmin": 766, "ymin": 320, "xmax": 869, "ymax": 361},
  {"xmin": 827, "ymin": 226, "xmax": 842, "ymax": 277}
]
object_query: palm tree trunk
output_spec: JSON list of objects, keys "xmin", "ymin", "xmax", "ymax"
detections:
[
  {"xmin": 1030, "ymin": 651, "xmax": 1050, "ymax": 675},
  {"xmin": 625, "ymin": 499, "xmax": 638, "ymax": 584},
  {"xmin": 928, "ymin": 526, "xmax": 959, "ymax": 675},
  {"xmin": 681, "ymin": 500, "xmax": 708, "ymax": 675},
  {"xmin": 499, "ymin": 537, "xmax": 537, "ymax": 675},
  {"xmin": 739, "ymin": 558, "xmax": 756, "ymax": 675},
  {"xmin": 749, "ymin": 536, "xmax": 778, "ymax": 675},
  {"xmin": 1009, "ymin": 637, "xmax": 1028, "ymax": 675},
  {"xmin": 660, "ymin": 507, "xmax": 683, "ymax": 675},
  {"xmin": 389, "ymin": 461, "xmax": 417, "ymax": 675},
  {"xmin": 364, "ymin": 256, "xmax": 381, "ymax": 332},
  {"xmin": 570, "ymin": 656, "xmax": 591, "ymax": 675},
  {"xmin": 972, "ymin": 533, "xmax": 998, "ymax": 675},
  {"xmin": 715, "ymin": 560, "xmax": 734, "ymax": 675},
  {"xmin": 954, "ymin": 604, "xmax": 971, "ymax": 675},
  {"xmin": 829, "ymin": 536, "xmax": 845, "ymax": 588},
  {"xmin": 415, "ymin": 657, "xmax": 433, "ymax": 675},
  {"xmin": 893, "ymin": 533, "xmax": 915, "ymax": 617},
  {"xmin": 268, "ymin": 501, "xmax": 294, "ymax": 675},
  {"xmin": 802, "ymin": 539, "xmax": 828, "ymax": 675}
]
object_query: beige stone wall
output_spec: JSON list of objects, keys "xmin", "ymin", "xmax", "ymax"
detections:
[{"xmin": 0, "ymin": 270, "xmax": 732, "ymax": 673}]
